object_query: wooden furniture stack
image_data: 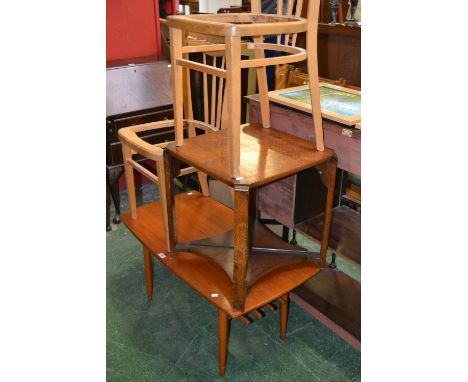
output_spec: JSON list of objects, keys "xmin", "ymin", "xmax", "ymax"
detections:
[{"xmin": 120, "ymin": 0, "xmax": 339, "ymax": 376}]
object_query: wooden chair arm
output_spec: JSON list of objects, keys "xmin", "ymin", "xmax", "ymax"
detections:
[
  {"xmin": 118, "ymin": 120, "xmax": 176, "ymax": 160},
  {"xmin": 120, "ymin": 119, "xmax": 175, "ymax": 134},
  {"xmin": 185, "ymin": 119, "xmax": 219, "ymax": 133}
]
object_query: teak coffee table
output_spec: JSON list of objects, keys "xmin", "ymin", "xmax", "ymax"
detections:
[
  {"xmin": 122, "ymin": 127, "xmax": 337, "ymax": 376},
  {"xmin": 162, "ymin": 123, "xmax": 337, "ymax": 376}
]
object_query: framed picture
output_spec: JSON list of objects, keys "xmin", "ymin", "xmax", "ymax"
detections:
[{"xmin": 268, "ymin": 83, "xmax": 361, "ymax": 126}]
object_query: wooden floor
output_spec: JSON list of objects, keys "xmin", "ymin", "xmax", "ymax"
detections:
[{"xmin": 121, "ymin": 191, "xmax": 320, "ymax": 317}]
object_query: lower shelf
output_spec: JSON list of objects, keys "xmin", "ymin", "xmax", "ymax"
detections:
[
  {"xmin": 292, "ymin": 268, "xmax": 361, "ymax": 349},
  {"xmin": 179, "ymin": 220, "xmax": 321, "ymax": 287},
  {"xmin": 121, "ymin": 191, "xmax": 320, "ymax": 317}
]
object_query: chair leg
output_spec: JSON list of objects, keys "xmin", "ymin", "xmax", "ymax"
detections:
[
  {"xmin": 306, "ymin": 21, "xmax": 324, "ymax": 151},
  {"xmin": 163, "ymin": 151, "xmax": 177, "ymax": 253},
  {"xmin": 197, "ymin": 171, "xmax": 210, "ymax": 197},
  {"xmin": 156, "ymin": 160, "xmax": 171, "ymax": 252},
  {"xmin": 290, "ymin": 229, "xmax": 297, "ymax": 245},
  {"xmin": 143, "ymin": 245, "xmax": 153, "ymax": 301},
  {"xmin": 108, "ymin": 167, "xmax": 122, "ymax": 224},
  {"xmin": 106, "ymin": 175, "xmax": 112, "ymax": 231},
  {"xmin": 282, "ymin": 226, "xmax": 289, "ymax": 242},
  {"xmin": 218, "ymin": 309, "xmax": 229, "ymax": 377},
  {"xmin": 253, "ymin": 36, "xmax": 271, "ymax": 128},
  {"xmin": 279, "ymin": 293, "xmax": 289, "ymax": 341},
  {"xmin": 225, "ymin": 35, "xmax": 242, "ymax": 178},
  {"xmin": 122, "ymin": 145, "xmax": 137, "ymax": 219}
]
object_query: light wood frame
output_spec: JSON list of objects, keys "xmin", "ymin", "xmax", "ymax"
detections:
[
  {"xmin": 118, "ymin": 50, "xmax": 227, "ymax": 251},
  {"xmin": 167, "ymin": 0, "xmax": 325, "ymax": 178}
]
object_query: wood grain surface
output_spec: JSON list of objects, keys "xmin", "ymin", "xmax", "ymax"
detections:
[
  {"xmin": 121, "ymin": 192, "xmax": 321, "ymax": 317},
  {"xmin": 166, "ymin": 123, "xmax": 334, "ymax": 188}
]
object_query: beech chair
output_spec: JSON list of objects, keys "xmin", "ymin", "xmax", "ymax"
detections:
[
  {"xmin": 118, "ymin": 50, "xmax": 228, "ymax": 252},
  {"xmin": 167, "ymin": 0, "xmax": 325, "ymax": 175}
]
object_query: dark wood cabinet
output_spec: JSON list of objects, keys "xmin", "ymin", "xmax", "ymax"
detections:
[
  {"xmin": 106, "ymin": 106, "xmax": 174, "ymax": 167},
  {"xmin": 106, "ymin": 58, "xmax": 174, "ymax": 230},
  {"xmin": 106, "ymin": 59, "xmax": 174, "ymax": 168}
]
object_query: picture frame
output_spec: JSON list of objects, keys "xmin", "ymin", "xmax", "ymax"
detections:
[{"xmin": 268, "ymin": 83, "xmax": 361, "ymax": 126}]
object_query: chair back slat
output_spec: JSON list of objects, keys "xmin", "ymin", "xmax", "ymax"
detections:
[
  {"xmin": 251, "ymin": 0, "xmax": 261, "ymax": 13},
  {"xmin": 181, "ymin": 52, "xmax": 227, "ymax": 133},
  {"xmin": 276, "ymin": 0, "xmax": 284, "ymax": 44},
  {"xmin": 291, "ymin": 0, "xmax": 304, "ymax": 46},
  {"xmin": 202, "ymin": 54, "xmax": 209, "ymax": 124},
  {"xmin": 283, "ymin": 0, "xmax": 295, "ymax": 45},
  {"xmin": 194, "ymin": 53, "xmax": 227, "ymax": 131},
  {"xmin": 215, "ymin": 56, "xmax": 226, "ymax": 129},
  {"xmin": 286, "ymin": 0, "xmax": 294, "ymax": 15}
]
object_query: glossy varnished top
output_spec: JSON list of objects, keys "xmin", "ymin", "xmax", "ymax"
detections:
[
  {"xmin": 166, "ymin": 123, "xmax": 335, "ymax": 188},
  {"xmin": 121, "ymin": 192, "xmax": 320, "ymax": 316}
]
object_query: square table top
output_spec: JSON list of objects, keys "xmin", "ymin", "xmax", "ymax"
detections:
[{"xmin": 166, "ymin": 123, "xmax": 335, "ymax": 188}]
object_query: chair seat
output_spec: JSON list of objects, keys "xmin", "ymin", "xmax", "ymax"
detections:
[
  {"xmin": 121, "ymin": 192, "xmax": 320, "ymax": 317},
  {"xmin": 167, "ymin": 13, "xmax": 307, "ymax": 37},
  {"xmin": 166, "ymin": 123, "xmax": 335, "ymax": 188}
]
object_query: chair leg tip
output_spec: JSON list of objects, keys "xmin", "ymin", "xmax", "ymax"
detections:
[{"xmin": 219, "ymin": 367, "xmax": 226, "ymax": 377}]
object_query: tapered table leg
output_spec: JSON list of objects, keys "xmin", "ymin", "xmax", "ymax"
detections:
[
  {"xmin": 143, "ymin": 245, "xmax": 153, "ymax": 301},
  {"xmin": 110, "ymin": 177, "xmax": 122, "ymax": 224},
  {"xmin": 106, "ymin": 175, "xmax": 111, "ymax": 231},
  {"xmin": 232, "ymin": 186, "xmax": 251, "ymax": 312},
  {"xmin": 279, "ymin": 293, "xmax": 289, "ymax": 341},
  {"xmin": 163, "ymin": 151, "xmax": 177, "ymax": 253},
  {"xmin": 218, "ymin": 309, "xmax": 229, "ymax": 377}
]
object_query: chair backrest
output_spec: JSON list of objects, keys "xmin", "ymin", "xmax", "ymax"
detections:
[
  {"xmin": 167, "ymin": 0, "xmax": 324, "ymax": 178},
  {"xmin": 251, "ymin": 0, "xmax": 323, "ymax": 151},
  {"xmin": 253, "ymin": 0, "xmax": 305, "ymax": 46},
  {"xmin": 183, "ymin": 50, "xmax": 227, "ymax": 132}
]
